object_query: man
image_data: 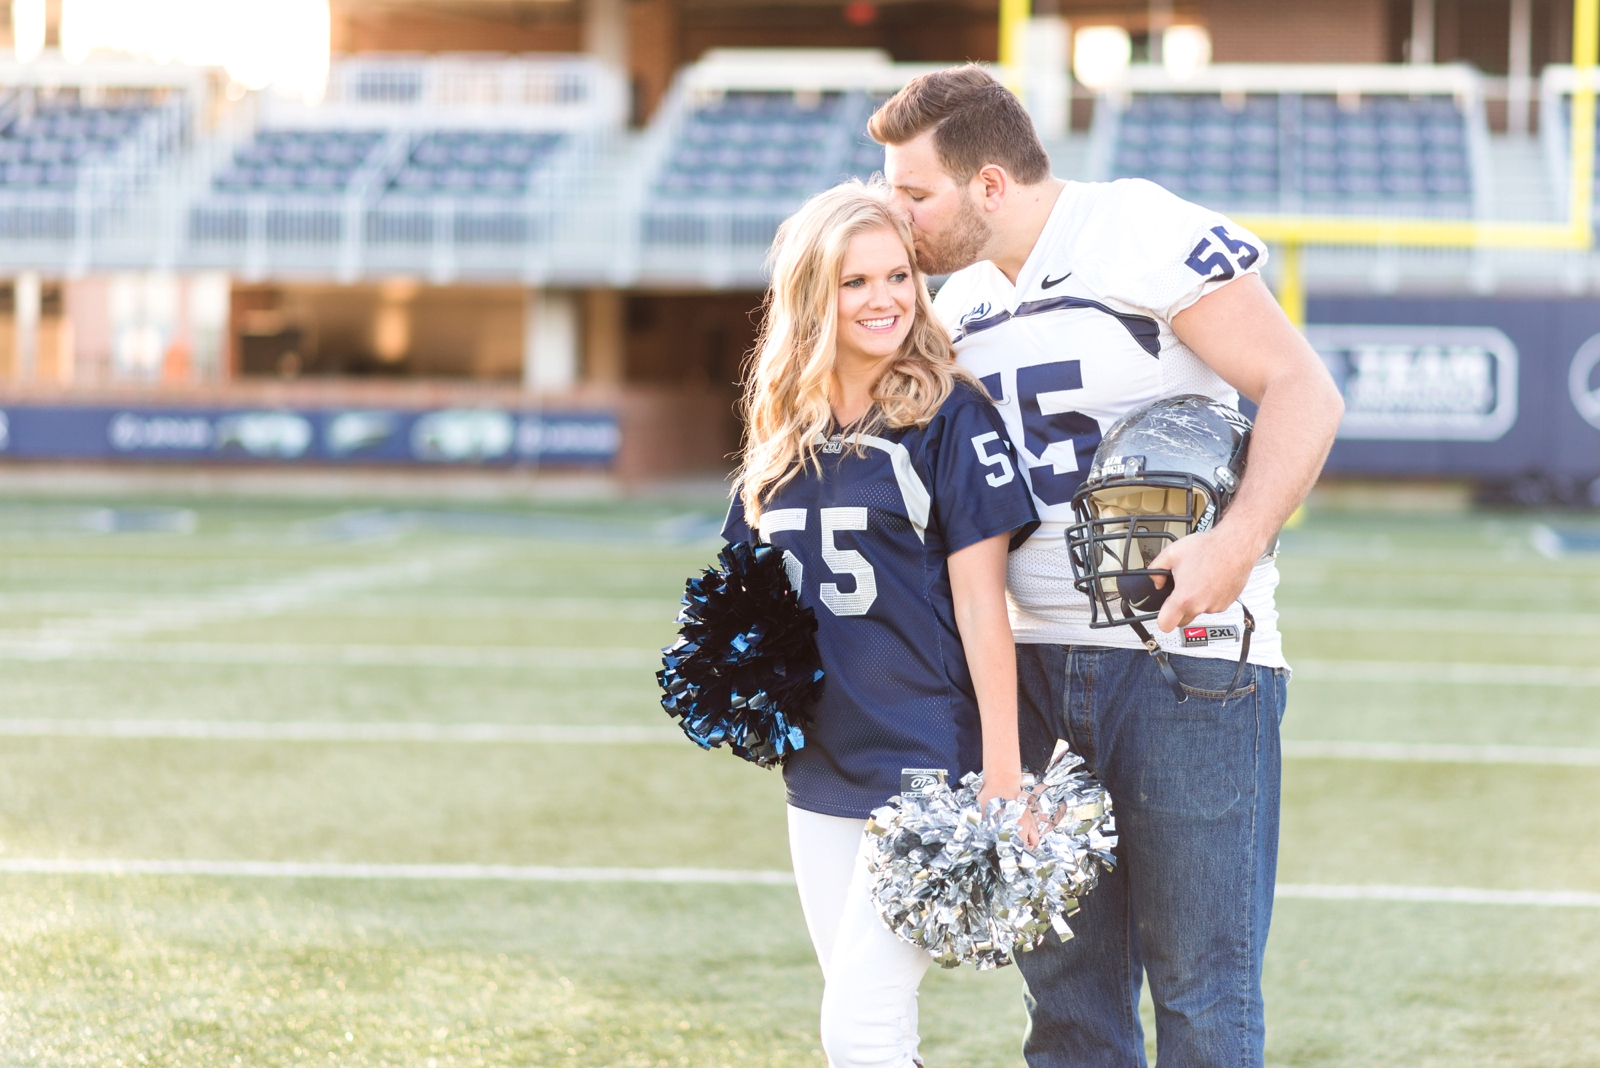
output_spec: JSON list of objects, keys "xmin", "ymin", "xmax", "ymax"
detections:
[{"xmin": 871, "ymin": 66, "xmax": 1343, "ymax": 1068}]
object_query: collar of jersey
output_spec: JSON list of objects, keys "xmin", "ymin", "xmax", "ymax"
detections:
[
  {"xmin": 810, "ymin": 429, "xmax": 931, "ymax": 543},
  {"xmin": 1009, "ymin": 183, "xmax": 1076, "ymax": 302}
]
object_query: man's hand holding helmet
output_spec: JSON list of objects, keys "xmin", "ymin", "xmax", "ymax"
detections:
[{"xmin": 1146, "ymin": 521, "xmax": 1270, "ymax": 633}]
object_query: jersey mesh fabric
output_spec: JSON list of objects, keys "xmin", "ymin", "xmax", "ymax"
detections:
[
  {"xmin": 932, "ymin": 178, "xmax": 1286, "ymax": 668},
  {"xmin": 723, "ymin": 386, "xmax": 1039, "ymax": 819}
]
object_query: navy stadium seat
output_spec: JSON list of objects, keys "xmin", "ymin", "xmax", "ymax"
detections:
[
  {"xmin": 382, "ymin": 131, "xmax": 567, "ymax": 198},
  {"xmin": 640, "ymin": 88, "xmax": 893, "ymax": 251},
  {"xmin": 0, "ymin": 104, "xmax": 156, "ymax": 191},
  {"xmin": 212, "ymin": 129, "xmax": 386, "ymax": 193},
  {"xmin": 650, "ymin": 90, "xmax": 866, "ymax": 202},
  {"xmin": 1107, "ymin": 91, "xmax": 1474, "ymax": 215}
]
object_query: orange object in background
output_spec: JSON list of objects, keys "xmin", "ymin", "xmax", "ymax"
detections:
[
  {"xmin": 162, "ymin": 340, "xmax": 192, "ymax": 385},
  {"xmin": 844, "ymin": 2, "xmax": 878, "ymax": 27}
]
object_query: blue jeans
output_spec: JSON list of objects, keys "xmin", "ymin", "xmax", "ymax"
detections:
[{"xmin": 1014, "ymin": 644, "xmax": 1288, "ymax": 1068}]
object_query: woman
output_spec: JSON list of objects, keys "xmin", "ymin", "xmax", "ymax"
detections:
[{"xmin": 723, "ymin": 181, "xmax": 1039, "ymax": 1068}]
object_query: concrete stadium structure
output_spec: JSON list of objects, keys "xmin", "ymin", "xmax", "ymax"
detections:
[{"xmin": 1, "ymin": 0, "xmax": 1597, "ymax": 495}]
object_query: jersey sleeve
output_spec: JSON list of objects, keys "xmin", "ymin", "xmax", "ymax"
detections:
[
  {"xmin": 721, "ymin": 493, "xmax": 756, "ymax": 545},
  {"xmin": 925, "ymin": 389, "xmax": 1040, "ymax": 555},
  {"xmin": 1075, "ymin": 178, "xmax": 1269, "ymax": 323}
]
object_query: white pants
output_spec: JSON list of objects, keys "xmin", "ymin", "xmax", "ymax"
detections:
[{"xmin": 788, "ymin": 805, "xmax": 933, "ymax": 1068}]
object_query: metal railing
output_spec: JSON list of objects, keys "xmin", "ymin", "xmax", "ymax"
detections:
[{"xmin": 12, "ymin": 50, "xmax": 1600, "ymax": 293}]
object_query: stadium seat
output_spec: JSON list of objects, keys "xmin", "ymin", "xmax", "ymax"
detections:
[
  {"xmin": 211, "ymin": 129, "xmax": 388, "ymax": 194},
  {"xmin": 641, "ymin": 88, "xmax": 889, "ymax": 255},
  {"xmin": 197, "ymin": 126, "xmax": 575, "ymax": 251},
  {"xmin": 1104, "ymin": 90, "xmax": 1477, "ymax": 216},
  {"xmin": 382, "ymin": 131, "xmax": 568, "ymax": 198},
  {"xmin": 0, "ymin": 103, "xmax": 158, "ymax": 191}
]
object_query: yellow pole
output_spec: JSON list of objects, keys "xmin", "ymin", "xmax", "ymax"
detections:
[
  {"xmin": 1233, "ymin": 0, "xmax": 1597, "ymax": 251},
  {"xmin": 1276, "ymin": 240, "xmax": 1305, "ymax": 330},
  {"xmin": 1571, "ymin": 0, "xmax": 1598, "ymax": 239},
  {"xmin": 999, "ymin": 0, "xmax": 1030, "ymax": 81}
]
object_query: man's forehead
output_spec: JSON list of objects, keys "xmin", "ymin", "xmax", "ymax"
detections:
[{"xmin": 883, "ymin": 134, "xmax": 950, "ymax": 189}]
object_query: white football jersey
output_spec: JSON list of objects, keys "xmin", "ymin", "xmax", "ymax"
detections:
[{"xmin": 934, "ymin": 178, "xmax": 1286, "ymax": 667}]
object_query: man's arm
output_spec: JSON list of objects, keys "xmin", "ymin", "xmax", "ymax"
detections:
[{"xmin": 1150, "ymin": 273, "xmax": 1344, "ymax": 632}]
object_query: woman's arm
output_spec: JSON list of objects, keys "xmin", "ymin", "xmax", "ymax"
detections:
[{"xmin": 948, "ymin": 532, "xmax": 1022, "ymax": 811}]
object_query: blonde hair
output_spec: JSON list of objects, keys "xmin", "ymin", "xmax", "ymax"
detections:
[{"xmin": 736, "ymin": 180, "xmax": 978, "ymax": 521}]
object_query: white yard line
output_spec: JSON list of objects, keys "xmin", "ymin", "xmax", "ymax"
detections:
[
  {"xmin": 1284, "ymin": 607, "xmax": 1600, "ymax": 635},
  {"xmin": 1282, "ymin": 741, "xmax": 1600, "ymax": 766},
  {"xmin": 0, "ymin": 594, "xmax": 673, "ymax": 621},
  {"xmin": 0, "ymin": 859, "xmax": 1592, "ymax": 907},
  {"xmin": 3, "ymin": 721, "xmax": 1593, "ymax": 767},
  {"xmin": 300, "ymin": 597, "xmax": 673, "ymax": 620},
  {"xmin": 0, "ymin": 546, "xmax": 504, "ymax": 653},
  {"xmin": 0, "ymin": 720, "xmax": 681, "ymax": 743},
  {"xmin": 1294, "ymin": 659, "xmax": 1600, "ymax": 686},
  {"xmin": 0, "ymin": 642, "xmax": 659, "ymax": 669},
  {"xmin": 0, "ymin": 858, "xmax": 795, "ymax": 885},
  {"xmin": 9, "ymin": 644, "xmax": 1594, "ymax": 687},
  {"xmin": 1276, "ymin": 884, "xmax": 1600, "ymax": 908}
]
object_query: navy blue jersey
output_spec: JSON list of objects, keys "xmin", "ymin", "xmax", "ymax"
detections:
[{"xmin": 723, "ymin": 384, "xmax": 1039, "ymax": 818}]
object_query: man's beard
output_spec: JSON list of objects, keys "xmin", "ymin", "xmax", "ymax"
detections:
[{"xmin": 913, "ymin": 191, "xmax": 992, "ymax": 275}]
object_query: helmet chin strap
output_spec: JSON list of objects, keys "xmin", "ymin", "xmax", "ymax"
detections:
[{"xmin": 1121, "ymin": 597, "xmax": 1255, "ymax": 706}]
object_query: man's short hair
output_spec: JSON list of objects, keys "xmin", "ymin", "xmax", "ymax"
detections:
[{"xmin": 868, "ymin": 64, "xmax": 1051, "ymax": 185}]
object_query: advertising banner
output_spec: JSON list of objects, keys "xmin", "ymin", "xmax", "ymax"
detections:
[
  {"xmin": 1307, "ymin": 298, "xmax": 1600, "ymax": 483},
  {"xmin": 0, "ymin": 405, "xmax": 620, "ymax": 467}
]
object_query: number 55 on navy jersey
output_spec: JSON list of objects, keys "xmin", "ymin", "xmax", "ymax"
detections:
[{"xmin": 722, "ymin": 383, "xmax": 1039, "ymax": 820}]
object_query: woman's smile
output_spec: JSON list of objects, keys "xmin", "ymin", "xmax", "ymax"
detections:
[{"xmin": 835, "ymin": 226, "xmax": 917, "ymax": 374}]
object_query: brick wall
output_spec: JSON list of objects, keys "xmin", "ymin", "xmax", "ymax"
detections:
[
  {"xmin": 1199, "ymin": 0, "xmax": 1392, "ymax": 63},
  {"xmin": 329, "ymin": 0, "xmax": 581, "ymax": 55}
]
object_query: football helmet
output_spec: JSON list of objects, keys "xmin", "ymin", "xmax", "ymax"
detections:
[{"xmin": 1065, "ymin": 394, "xmax": 1255, "ymax": 702}]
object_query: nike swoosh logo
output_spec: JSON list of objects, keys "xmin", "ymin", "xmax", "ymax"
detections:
[{"xmin": 1040, "ymin": 272, "xmax": 1071, "ymax": 290}]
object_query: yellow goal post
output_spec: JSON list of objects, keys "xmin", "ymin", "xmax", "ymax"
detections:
[{"xmin": 1002, "ymin": 0, "xmax": 1600, "ymax": 326}]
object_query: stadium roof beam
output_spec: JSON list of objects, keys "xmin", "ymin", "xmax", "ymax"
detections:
[{"xmin": 0, "ymin": 54, "xmax": 207, "ymax": 96}]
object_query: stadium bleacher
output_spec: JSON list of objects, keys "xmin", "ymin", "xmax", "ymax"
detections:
[
  {"xmin": 633, "ymin": 52, "xmax": 925, "ymax": 282},
  {"xmin": 1540, "ymin": 65, "xmax": 1600, "ymax": 232},
  {"xmin": 0, "ymin": 61, "xmax": 199, "ymax": 257},
  {"xmin": 1095, "ymin": 65, "xmax": 1486, "ymax": 217},
  {"xmin": 211, "ymin": 129, "xmax": 388, "ymax": 194},
  {"xmin": 0, "ymin": 51, "xmax": 1591, "ymax": 291},
  {"xmin": 651, "ymin": 90, "xmax": 873, "ymax": 201},
  {"xmin": 385, "ymin": 130, "xmax": 569, "ymax": 196},
  {"xmin": 180, "ymin": 55, "xmax": 622, "ymax": 278},
  {"xmin": 0, "ymin": 102, "xmax": 161, "ymax": 191},
  {"xmin": 195, "ymin": 126, "xmax": 576, "ymax": 250}
]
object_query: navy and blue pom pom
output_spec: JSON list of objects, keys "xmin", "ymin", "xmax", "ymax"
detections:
[{"xmin": 657, "ymin": 541, "xmax": 824, "ymax": 768}]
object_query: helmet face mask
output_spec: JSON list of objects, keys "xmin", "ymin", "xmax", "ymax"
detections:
[
  {"xmin": 1068, "ymin": 474, "xmax": 1214, "ymax": 626},
  {"xmin": 1064, "ymin": 395, "xmax": 1249, "ymax": 629}
]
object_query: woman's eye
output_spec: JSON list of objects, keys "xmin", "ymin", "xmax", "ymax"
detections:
[
  {"xmin": 890, "ymin": 272, "xmax": 908, "ymax": 283},
  {"xmin": 843, "ymin": 278, "xmax": 864, "ymax": 288}
]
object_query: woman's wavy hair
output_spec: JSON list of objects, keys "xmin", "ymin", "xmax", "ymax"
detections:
[{"xmin": 736, "ymin": 180, "xmax": 978, "ymax": 521}]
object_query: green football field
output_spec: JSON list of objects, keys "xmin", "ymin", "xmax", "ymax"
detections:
[{"xmin": 0, "ymin": 495, "xmax": 1597, "ymax": 1067}]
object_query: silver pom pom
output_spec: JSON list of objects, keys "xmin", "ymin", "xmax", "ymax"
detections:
[{"xmin": 864, "ymin": 741, "xmax": 1118, "ymax": 970}]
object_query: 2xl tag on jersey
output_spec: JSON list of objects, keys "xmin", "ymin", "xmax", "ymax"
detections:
[{"xmin": 1183, "ymin": 625, "xmax": 1240, "ymax": 647}]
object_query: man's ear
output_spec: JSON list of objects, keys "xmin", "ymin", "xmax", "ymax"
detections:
[{"xmin": 974, "ymin": 163, "xmax": 1010, "ymax": 214}]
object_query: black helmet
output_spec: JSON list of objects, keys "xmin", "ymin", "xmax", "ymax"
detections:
[{"xmin": 1066, "ymin": 394, "xmax": 1251, "ymax": 627}]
